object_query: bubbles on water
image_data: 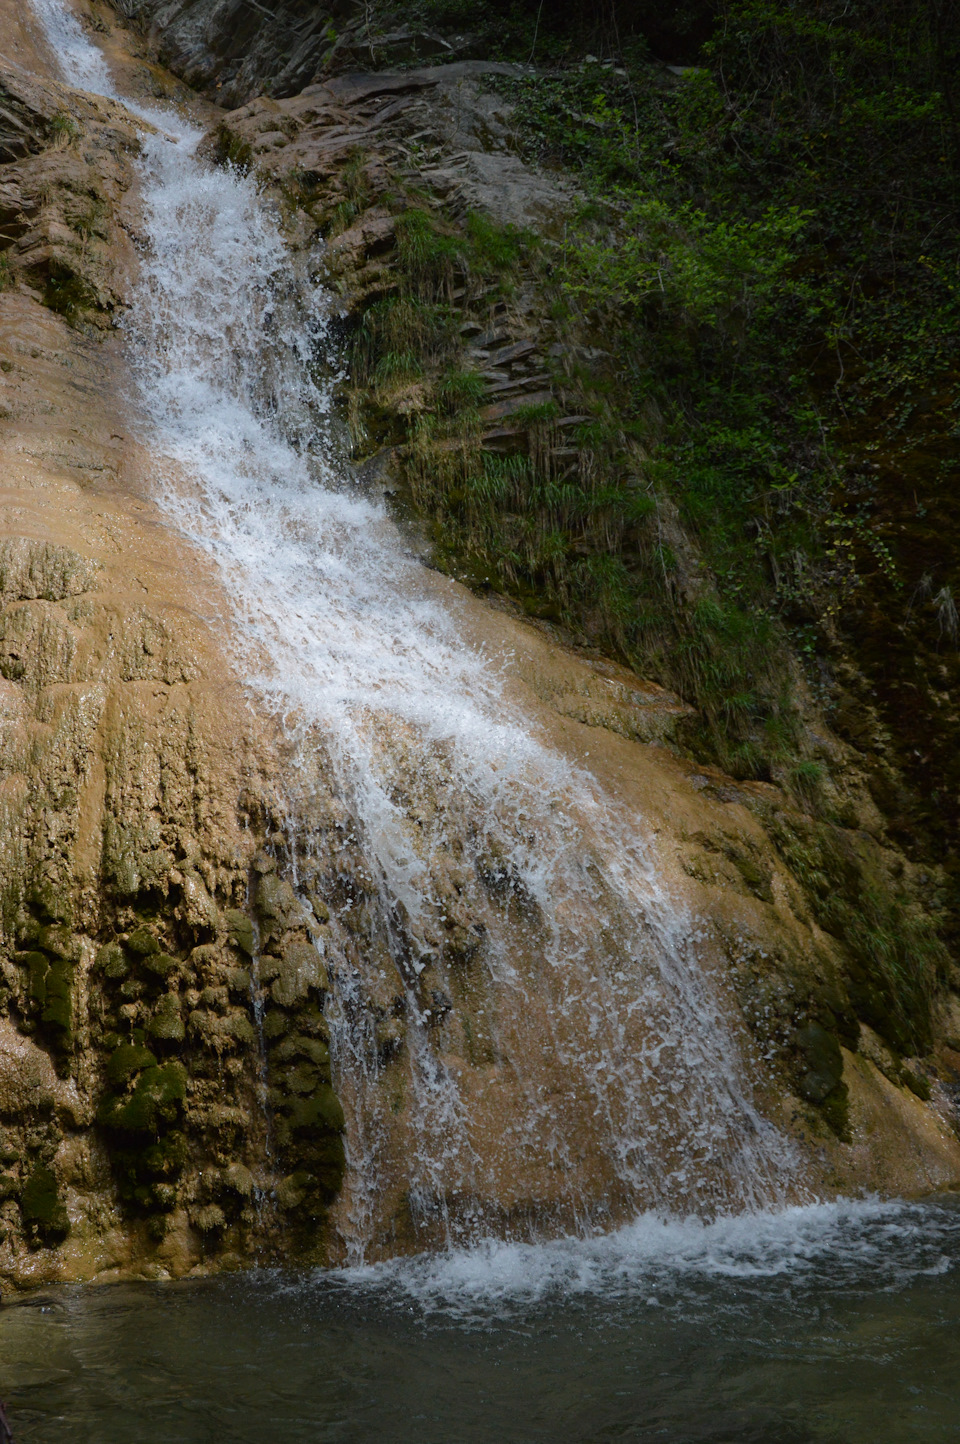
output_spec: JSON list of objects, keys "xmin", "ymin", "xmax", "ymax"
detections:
[{"xmin": 326, "ymin": 1197, "xmax": 960, "ymax": 1320}]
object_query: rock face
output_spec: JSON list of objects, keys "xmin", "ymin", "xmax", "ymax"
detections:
[
  {"xmin": 106, "ymin": 0, "xmax": 503, "ymax": 107},
  {"xmin": 0, "ymin": 44, "xmax": 346, "ymax": 1289},
  {"xmin": 0, "ymin": 57, "xmax": 136, "ymax": 321},
  {"xmin": 0, "ymin": 1, "xmax": 959, "ymax": 1294}
]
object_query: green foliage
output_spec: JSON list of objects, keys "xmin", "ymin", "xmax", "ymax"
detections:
[
  {"xmin": 348, "ymin": 4, "xmax": 958, "ymax": 801},
  {"xmin": 483, "ymin": 0, "xmax": 960, "ymax": 775},
  {"xmin": 395, "ymin": 208, "xmax": 464, "ymax": 299},
  {"xmin": 773, "ymin": 818, "xmax": 948, "ymax": 1053},
  {"xmin": 42, "ymin": 263, "xmax": 98, "ymax": 325},
  {"xmin": 49, "ymin": 112, "xmax": 79, "ymax": 147},
  {"xmin": 435, "ymin": 366, "xmax": 486, "ymax": 413},
  {"xmin": 351, "ymin": 295, "xmax": 457, "ymax": 385},
  {"xmin": 464, "ymin": 211, "xmax": 530, "ymax": 270}
]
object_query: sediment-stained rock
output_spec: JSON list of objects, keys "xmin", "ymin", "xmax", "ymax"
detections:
[{"xmin": 0, "ymin": 262, "xmax": 346, "ymax": 1290}]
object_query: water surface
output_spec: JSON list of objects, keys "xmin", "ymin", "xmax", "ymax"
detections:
[{"xmin": 3, "ymin": 1199, "xmax": 959, "ymax": 1443}]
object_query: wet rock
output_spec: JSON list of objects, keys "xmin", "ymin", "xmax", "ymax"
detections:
[
  {"xmin": 224, "ymin": 908, "xmax": 255, "ymax": 956},
  {"xmin": 0, "ymin": 537, "xmax": 100, "ymax": 602},
  {"xmin": 19, "ymin": 1163, "xmax": 68, "ymax": 1244},
  {"xmin": 271, "ymin": 939, "xmax": 327, "ymax": 1008},
  {"xmin": 221, "ymin": 1161, "xmax": 254, "ymax": 1197},
  {"xmin": 0, "ymin": 1022, "xmax": 59, "ymax": 1119},
  {"xmin": 794, "ymin": 1023, "xmax": 844, "ymax": 1104},
  {"xmin": 179, "ymin": 871, "xmax": 219, "ymax": 931}
]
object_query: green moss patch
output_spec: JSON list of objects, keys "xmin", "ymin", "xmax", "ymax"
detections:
[{"xmin": 20, "ymin": 1164, "xmax": 69, "ymax": 1244}]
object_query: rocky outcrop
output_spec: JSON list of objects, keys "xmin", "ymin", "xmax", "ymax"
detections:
[
  {"xmin": 192, "ymin": 43, "xmax": 960, "ymax": 1215},
  {"xmin": 0, "ymin": 58, "xmax": 137, "ymax": 323},
  {"xmin": 108, "ymin": 0, "xmax": 499, "ymax": 107},
  {"xmin": 0, "ymin": 107, "xmax": 346, "ymax": 1282}
]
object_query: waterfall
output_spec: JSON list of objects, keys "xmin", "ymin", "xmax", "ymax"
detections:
[{"xmin": 30, "ymin": 0, "xmax": 799, "ymax": 1261}]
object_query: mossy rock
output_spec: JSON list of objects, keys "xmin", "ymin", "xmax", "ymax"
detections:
[
  {"xmin": 794, "ymin": 1023, "xmax": 844, "ymax": 1104},
  {"xmin": 20, "ymin": 1164, "xmax": 69, "ymax": 1243},
  {"xmin": 902, "ymin": 1067, "xmax": 932, "ymax": 1101},
  {"xmin": 277, "ymin": 1148, "xmax": 344, "ymax": 1214},
  {"xmin": 38, "ymin": 925, "xmax": 72, "ymax": 959},
  {"xmin": 142, "ymin": 951, "xmax": 180, "ymax": 980},
  {"xmin": 271, "ymin": 940, "xmax": 328, "ymax": 1007},
  {"xmin": 275, "ymin": 1171, "xmax": 310, "ymax": 1210},
  {"xmin": 147, "ymin": 992, "xmax": 185, "ymax": 1042},
  {"xmin": 110, "ymin": 1129, "xmax": 188, "ymax": 1214},
  {"xmin": 305, "ymin": 1135, "xmax": 346, "ymax": 1199},
  {"xmin": 27, "ymin": 952, "xmax": 74, "ymax": 1036},
  {"xmin": 225, "ymin": 965, "xmax": 251, "ymax": 995},
  {"xmin": 811, "ymin": 982, "xmax": 860, "ymax": 1050},
  {"xmin": 0, "ymin": 1173, "xmax": 20, "ymax": 1202},
  {"xmin": 845, "ymin": 959, "xmax": 928, "ymax": 1057},
  {"xmin": 819, "ymin": 1082, "xmax": 851, "ymax": 1142},
  {"xmin": 99, "ymin": 1061, "xmax": 186, "ymax": 1135},
  {"xmin": 26, "ymin": 882, "xmax": 72, "ymax": 925},
  {"xmin": 224, "ymin": 908, "xmax": 256, "ymax": 957},
  {"xmin": 731, "ymin": 854, "xmax": 773, "ymax": 903},
  {"xmin": 228, "ymin": 1011, "xmax": 256, "ymax": 1045},
  {"xmin": 221, "ymin": 1162, "xmax": 254, "ymax": 1197},
  {"xmin": 96, "ymin": 942, "xmax": 128, "ymax": 979},
  {"xmin": 126, "ymin": 926, "xmax": 160, "ymax": 957},
  {"xmin": 278, "ymin": 1060, "xmax": 327, "ymax": 1097},
  {"xmin": 140, "ymin": 1130, "xmax": 189, "ymax": 1180},
  {"xmin": 262, "ymin": 1008, "xmax": 288, "ymax": 1039},
  {"xmin": 280, "ymin": 1085, "xmax": 345, "ymax": 1135},
  {"xmin": 41, "ymin": 960, "xmax": 74, "ymax": 1035},
  {"xmin": 256, "ymin": 873, "xmax": 297, "ymax": 925},
  {"xmin": 270, "ymin": 1034, "xmax": 330, "ymax": 1069},
  {"xmin": 42, "ymin": 264, "xmax": 98, "ymax": 326},
  {"xmin": 193, "ymin": 1203, "xmax": 226, "ymax": 1233},
  {"xmin": 294, "ymin": 1003, "xmax": 330, "ymax": 1041},
  {"xmin": 26, "ymin": 950, "xmax": 50, "ymax": 1003},
  {"xmin": 188, "ymin": 1007, "xmax": 256, "ymax": 1049},
  {"xmin": 105, "ymin": 1043, "xmax": 158, "ymax": 1088}
]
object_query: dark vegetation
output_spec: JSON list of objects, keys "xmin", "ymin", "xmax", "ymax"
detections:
[
  {"xmin": 404, "ymin": 0, "xmax": 960, "ymax": 785},
  {"xmin": 317, "ymin": 0, "xmax": 960, "ymax": 1064}
]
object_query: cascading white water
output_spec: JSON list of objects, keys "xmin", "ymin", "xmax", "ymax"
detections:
[{"xmin": 31, "ymin": 0, "xmax": 802, "ymax": 1259}]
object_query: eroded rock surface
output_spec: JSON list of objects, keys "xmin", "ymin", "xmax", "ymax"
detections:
[{"xmin": 0, "ymin": 234, "xmax": 346, "ymax": 1289}]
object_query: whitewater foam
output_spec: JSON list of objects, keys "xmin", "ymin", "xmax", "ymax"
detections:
[{"xmin": 326, "ymin": 1197, "xmax": 960, "ymax": 1318}]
